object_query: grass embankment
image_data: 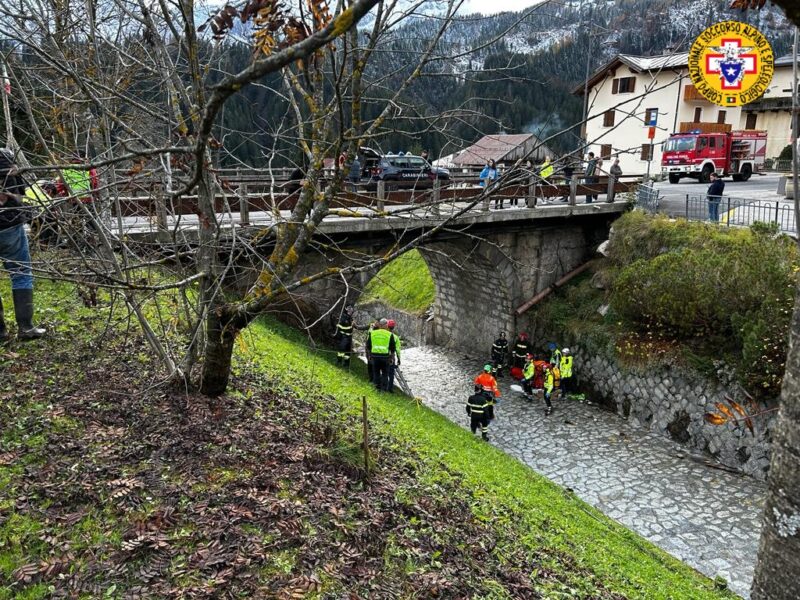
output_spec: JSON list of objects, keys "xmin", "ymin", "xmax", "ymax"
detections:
[
  {"xmin": 359, "ymin": 249, "xmax": 435, "ymax": 314},
  {"xmin": 533, "ymin": 212, "xmax": 798, "ymax": 398},
  {"xmin": 0, "ymin": 278, "xmax": 735, "ymax": 598}
]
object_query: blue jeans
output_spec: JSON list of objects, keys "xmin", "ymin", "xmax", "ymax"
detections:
[
  {"xmin": 0, "ymin": 225, "xmax": 33, "ymax": 289},
  {"xmin": 708, "ymin": 198, "xmax": 720, "ymax": 222}
]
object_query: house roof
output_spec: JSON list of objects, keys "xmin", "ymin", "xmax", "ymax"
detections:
[
  {"xmin": 574, "ymin": 50, "xmax": 793, "ymax": 96},
  {"xmin": 451, "ymin": 133, "xmax": 542, "ymax": 166}
]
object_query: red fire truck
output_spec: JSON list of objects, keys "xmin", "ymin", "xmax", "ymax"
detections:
[{"xmin": 661, "ymin": 130, "xmax": 767, "ymax": 184}]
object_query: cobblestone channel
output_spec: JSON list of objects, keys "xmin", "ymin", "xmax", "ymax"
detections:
[{"xmin": 398, "ymin": 346, "xmax": 766, "ymax": 599}]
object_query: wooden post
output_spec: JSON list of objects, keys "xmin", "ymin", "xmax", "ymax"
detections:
[
  {"xmin": 431, "ymin": 177, "xmax": 441, "ymax": 217},
  {"xmin": 238, "ymin": 181, "xmax": 250, "ymax": 226},
  {"xmin": 570, "ymin": 174, "xmax": 578, "ymax": 206},
  {"xmin": 361, "ymin": 396, "xmax": 370, "ymax": 475},
  {"xmin": 527, "ymin": 174, "xmax": 536, "ymax": 208},
  {"xmin": 377, "ymin": 180, "xmax": 385, "ymax": 212},
  {"xmin": 155, "ymin": 193, "xmax": 168, "ymax": 232}
]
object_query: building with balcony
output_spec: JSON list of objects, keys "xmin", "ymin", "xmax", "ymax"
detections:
[{"xmin": 574, "ymin": 52, "xmax": 795, "ymax": 175}]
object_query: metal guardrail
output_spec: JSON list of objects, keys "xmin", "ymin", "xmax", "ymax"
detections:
[{"xmin": 636, "ymin": 183, "xmax": 796, "ymax": 234}]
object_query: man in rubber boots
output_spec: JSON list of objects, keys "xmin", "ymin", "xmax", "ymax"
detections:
[
  {"xmin": 491, "ymin": 331, "xmax": 508, "ymax": 378},
  {"xmin": 0, "ymin": 149, "xmax": 46, "ymax": 342}
]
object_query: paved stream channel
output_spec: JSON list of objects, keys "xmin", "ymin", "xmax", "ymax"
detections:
[{"xmin": 398, "ymin": 346, "xmax": 766, "ymax": 599}]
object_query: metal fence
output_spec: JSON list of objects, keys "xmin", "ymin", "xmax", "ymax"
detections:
[{"xmin": 636, "ymin": 184, "xmax": 797, "ymax": 234}]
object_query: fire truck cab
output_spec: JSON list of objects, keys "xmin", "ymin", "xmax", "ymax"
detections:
[{"xmin": 661, "ymin": 130, "xmax": 767, "ymax": 184}]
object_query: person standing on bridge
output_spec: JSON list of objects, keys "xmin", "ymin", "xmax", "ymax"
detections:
[
  {"xmin": 608, "ymin": 158, "xmax": 623, "ymax": 203},
  {"xmin": 706, "ymin": 172, "xmax": 725, "ymax": 222},
  {"xmin": 584, "ymin": 152, "xmax": 598, "ymax": 203},
  {"xmin": 366, "ymin": 318, "xmax": 397, "ymax": 392},
  {"xmin": 348, "ymin": 155, "xmax": 361, "ymax": 193},
  {"xmin": 480, "ymin": 159, "xmax": 500, "ymax": 208}
]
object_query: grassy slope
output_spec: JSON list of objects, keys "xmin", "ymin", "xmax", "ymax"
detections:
[
  {"xmin": 240, "ymin": 317, "xmax": 736, "ymax": 599},
  {"xmin": 359, "ymin": 249, "xmax": 435, "ymax": 314},
  {"xmin": 0, "ymin": 278, "xmax": 735, "ymax": 598}
]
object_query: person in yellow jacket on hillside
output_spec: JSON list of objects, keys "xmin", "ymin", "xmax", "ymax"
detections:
[
  {"xmin": 24, "ymin": 180, "xmax": 58, "ymax": 246},
  {"xmin": 366, "ymin": 318, "xmax": 397, "ymax": 392}
]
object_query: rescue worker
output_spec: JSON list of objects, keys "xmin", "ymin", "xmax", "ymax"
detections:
[
  {"xmin": 365, "ymin": 320, "xmax": 378, "ymax": 384},
  {"xmin": 490, "ymin": 331, "xmax": 508, "ymax": 377},
  {"xmin": 539, "ymin": 155, "xmax": 554, "ymax": 181},
  {"xmin": 23, "ymin": 181, "xmax": 57, "ymax": 246},
  {"xmin": 543, "ymin": 363, "xmax": 555, "ymax": 416},
  {"xmin": 335, "ymin": 305, "xmax": 355, "ymax": 367},
  {"xmin": 474, "ymin": 363, "xmax": 501, "ymax": 422},
  {"xmin": 547, "ymin": 342, "xmax": 562, "ymax": 369},
  {"xmin": 521, "ymin": 354, "xmax": 536, "ymax": 402},
  {"xmin": 366, "ymin": 318, "xmax": 397, "ymax": 392},
  {"xmin": 560, "ymin": 347, "xmax": 574, "ymax": 398},
  {"xmin": 466, "ymin": 388, "xmax": 491, "ymax": 441},
  {"xmin": 387, "ymin": 319, "xmax": 401, "ymax": 393},
  {"xmin": 511, "ymin": 332, "xmax": 532, "ymax": 370}
]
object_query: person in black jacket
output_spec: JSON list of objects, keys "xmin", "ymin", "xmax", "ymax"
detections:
[
  {"xmin": 0, "ymin": 149, "xmax": 45, "ymax": 341},
  {"xmin": 706, "ymin": 172, "xmax": 725, "ymax": 222},
  {"xmin": 490, "ymin": 331, "xmax": 508, "ymax": 377}
]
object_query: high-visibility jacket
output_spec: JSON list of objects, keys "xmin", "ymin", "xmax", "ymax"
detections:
[
  {"xmin": 561, "ymin": 355, "xmax": 573, "ymax": 378},
  {"xmin": 544, "ymin": 368, "xmax": 555, "ymax": 394},
  {"xmin": 523, "ymin": 361, "xmax": 535, "ymax": 381},
  {"xmin": 551, "ymin": 365, "xmax": 561, "ymax": 388},
  {"xmin": 467, "ymin": 392, "xmax": 491, "ymax": 415},
  {"xmin": 368, "ymin": 328, "xmax": 394, "ymax": 356},
  {"xmin": 474, "ymin": 372, "xmax": 500, "ymax": 397},
  {"xmin": 539, "ymin": 160, "xmax": 554, "ymax": 180},
  {"xmin": 391, "ymin": 332, "xmax": 401, "ymax": 361},
  {"xmin": 550, "ymin": 348, "xmax": 562, "ymax": 369},
  {"xmin": 23, "ymin": 183, "xmax": 50, "ymax": 206}
]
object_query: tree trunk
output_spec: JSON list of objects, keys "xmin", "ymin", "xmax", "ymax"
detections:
[
  {"xmin": 751, "ymin": 287, "xmax": 800, "ymax": 599},
  {"xmin": 199, "ymin": 306, "xmax": 238, "ymax": 397}
]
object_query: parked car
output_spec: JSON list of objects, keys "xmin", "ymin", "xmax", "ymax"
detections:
[{"xmin": 363, "ymin": 152, "xmax": 450, "ymax": 191}]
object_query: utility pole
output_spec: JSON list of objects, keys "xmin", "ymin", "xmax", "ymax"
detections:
[
  {"xmin": 580, "ymin": 0, "xmax": 591, "ymax": 156},
  {"xmin": 793, "ymin": 27, "xmax": 799, "ymax": 241}
]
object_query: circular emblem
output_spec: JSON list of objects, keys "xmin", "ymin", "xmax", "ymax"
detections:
[{"xmin": 687, "ymin": 21, "xmax": 774, "ymax": 107}]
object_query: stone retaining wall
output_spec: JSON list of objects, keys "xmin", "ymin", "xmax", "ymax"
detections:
[{"xmin": 570, "ymin": 344, "xmax": 776, "ymax": 480}]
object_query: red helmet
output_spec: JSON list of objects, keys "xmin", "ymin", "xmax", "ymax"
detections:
[
  {"xmin": 520, "ymin": 332, "xmax": 528, "ymax": 340},
  {"xmin": 387, "ymin": 319, "xmax": 396, "ymax": 329}
]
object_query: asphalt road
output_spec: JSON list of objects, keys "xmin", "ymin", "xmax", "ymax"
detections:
[{"xmin": 654, "ymin": 173, "xmax": 786, "ymax": 219}]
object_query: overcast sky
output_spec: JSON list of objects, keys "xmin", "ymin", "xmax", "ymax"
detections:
[{"xmin": 458, "ymin": 0, "xmax": 540, "ymax": 15}]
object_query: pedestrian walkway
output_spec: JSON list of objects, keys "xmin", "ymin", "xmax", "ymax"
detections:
[{"xmin": 399, "ymin": 346, "xmax": 766, "ymax": 599}]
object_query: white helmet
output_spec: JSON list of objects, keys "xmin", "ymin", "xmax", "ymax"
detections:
[{"xmin": 563, "ymin": 348, "xmax": 570, "ymax": 354}]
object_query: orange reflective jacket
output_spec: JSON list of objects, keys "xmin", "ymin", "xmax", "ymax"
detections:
[{"xmin": 474, "ymin": 373, "xmax": 500, "ymax": 397}]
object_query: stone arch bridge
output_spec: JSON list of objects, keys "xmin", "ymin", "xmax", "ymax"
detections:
[{"xmin": 269, "ymin": 202, "xmax": 625, "ymax": 352}]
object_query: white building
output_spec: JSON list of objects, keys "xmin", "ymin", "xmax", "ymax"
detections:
[{"xmin": 574, "ymin": 52, "xmax": 795, "ymax": 175}]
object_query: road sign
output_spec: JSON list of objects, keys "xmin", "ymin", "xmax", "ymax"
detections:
[
  {"xmin": 646, "ymin": 110, "xmax": 658, "ymax": 127},
  {"xmin": 648, "ymin": 127, "xmax": 656, "ymax": 140}
]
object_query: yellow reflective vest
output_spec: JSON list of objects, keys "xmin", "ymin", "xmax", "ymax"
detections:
[
  {"xmin": 544, "ymin": 368, "xmax": 554, "ymax": 393},
  {"xmin": 561, "ymin": 355, "xmax": 573, "ymax": 378},
  {"xmin": 539, "ymin": 160, "xmax": 554, "ymax": 180},
  {"xmin": 23, "ymin": 183, "xmax": 50, "ymax": 206},
  {"xmin": 369, "ymin": 328, "xmax": 392, "ymax": 356}
]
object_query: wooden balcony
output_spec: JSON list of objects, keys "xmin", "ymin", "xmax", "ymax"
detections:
[
  {"xmin": 683, "ymin": 84, "xmax": 710, "ymax": 102},
  {"xmin": 679, "ymin": 121, "xmax": 733, "ymax": 134}
]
